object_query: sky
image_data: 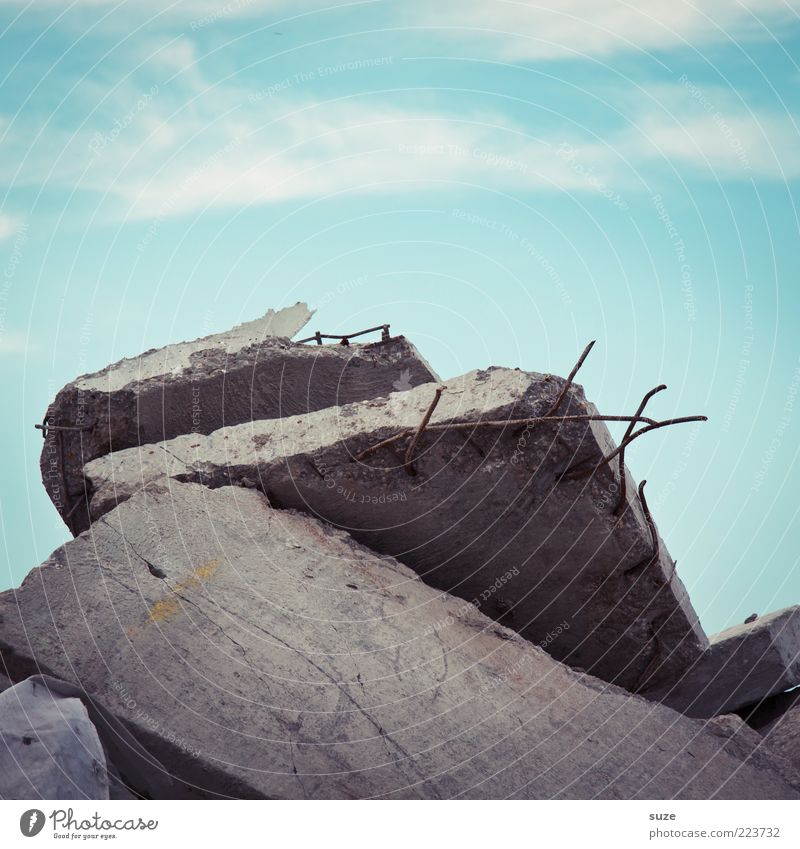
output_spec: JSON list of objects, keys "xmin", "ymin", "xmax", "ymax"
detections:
[{"xmin": 0, "ymin": 0, "xmax": 798, "ymax": 635}]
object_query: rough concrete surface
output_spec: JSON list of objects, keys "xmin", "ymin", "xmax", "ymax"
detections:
[
  {"xmin": 762, "ymin": 704, "xmax": 800, "ymax": 767},
  {"xmin": 740, "ymin": 689, "xmax": 800, "ymax": 735},
  {"xmin": 41, "ymin": 303, "xmax": 437, "ymax": 535},
  {"xmin": 705, "ymin": 713, "xmax": 800, "ymax": 789},
  {"xmin": 1, "ymin": 484, "xmax": 782, "ymax": 799},
  {"xmin": 84, "ymin": 367, "xmax": 707, "ymax": 693},
  {"xmin": 650, "ymin": 607, "xmax": 800, "ymax": 717},
  {"xmin": 0, "ymin": 677, "xmax": 110, "ymax": 799}
]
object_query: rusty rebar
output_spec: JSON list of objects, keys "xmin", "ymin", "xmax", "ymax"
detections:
[
  {"xmin": 638, "ymin": 480, "xmax": 659, "ymax": 561},
  {"xmin": 613, "ymin": 385, "xmax": 667, "ymax": 516},
  {"xmin": 354, "ymin": 413, "xmax": 668, "ymax": 462},
  {"xmin": 297, "ymin": 324, "xmax": 391, "ymax": 345},
  {"xmin": 543, "ymin": 340, "xmax": 596, "ymax": 417},
  {"xmin": 404, "ymin": 386, "xmax": 446, "ymax": 475},
  {"xmin": 562, "ymin": 415, "xmax": 706, "ymax": 481},
  {"xmin": 35, "ymin": 421, "xmax": 93, "ymax": 438}
]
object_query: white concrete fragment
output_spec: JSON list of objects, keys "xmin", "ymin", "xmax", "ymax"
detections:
[
  {"xmin": 77, "ymin": 303, "xmax": 314, "ymax": 392},
  {"xmin": 0, "ymin": 677, "xmax": 109, "ymax": 799}
]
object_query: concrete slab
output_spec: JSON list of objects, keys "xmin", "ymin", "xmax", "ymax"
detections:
[
  {"xmin": 651, "ymin": 607, "xmax": 800, "ymax": 717},
  {"xmin": 739, "ymin": 689, "xmax": 800, "ymax": 734},
  {"xmin": 0, "ymin": 482, "xmax": 792, "ymax": 799},
  {"xmin": 41, "ymin": 303, "xmax": 437, "ymax": 534},
  {"xmin": 0, "ymin": 677, "xmax": 110, "ymax": 800},
  {"xmin": 84, "ymin": 367, "xmax": 707, "ymax": 693},
  {"xmin": 762, "ymin": 704, "xmax": 800, "ymax": 767}
]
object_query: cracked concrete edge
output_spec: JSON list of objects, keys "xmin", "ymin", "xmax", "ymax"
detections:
[
  {"xmin": 648, "ymin": 607, "xmax": 800, "ymax": 717},
  {"xmin": 82, "ymin": 366, "xmax": 566, "ymax": 510},
  {"xmin": 75, "ymin": 302, "xmax": 314, "ymax": 393}
]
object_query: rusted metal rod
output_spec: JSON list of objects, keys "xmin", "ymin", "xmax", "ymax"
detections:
[
  {"xmin": 563, "ymin": 415, "xmax": 707, "ymax": 480},
  {"xmin": 404, "ymin": 386, "xmax": 446, "ymax": 475},
  {"xmin": 638, "ymin": 480, "xmax": 659, "ymax": 561},
  {"xmin": 355, "ymin": 413, "xmax": 672, "ymax": 462},
  {"xmin": 297, "ymin": 324, "xmax": 390, "ymax": 345},
  {"xmin": 35, "ymin": 422, "xmax": 93, "ymax": 438},
  {"xmin": 543, "ymin": 340, "xmax": 596, "ymax": 417},
  {"xmin": 613, "ymin": 385, "xmax": 667, "ymax": 515}
]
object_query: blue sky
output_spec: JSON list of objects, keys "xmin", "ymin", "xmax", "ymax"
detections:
[{"xmin": 0, "ymin": 0, "xmax": 799, "ymax": 635}]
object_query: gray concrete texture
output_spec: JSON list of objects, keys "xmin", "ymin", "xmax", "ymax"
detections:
[
  {"xmin": 84, "ymin": 367, "xmax": 707, "ymax": 694},
  {"xmin": 0, "ymin": 483, "xmax": 794, "ymax": 799},
  {"xmin": 0, "ymin": 677, "xmax": 110, "ymax": 799}
]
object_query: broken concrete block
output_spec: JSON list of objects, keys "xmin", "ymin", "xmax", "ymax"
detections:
[
  {"xmin": 0, "ymin": 483, "xmax": 787, "ymax": 799},
  {"xmin": 761, "ymin": 704, "xmax": 800, "ymax": 767},
  {"xmin": 40, "ymin": 302, "xmax": 438, "ymax": 535},
  {"xmin": 705, "ymin": 713, "xmax": 800, "ymax": 788},
  {"xmin": 1, "ymin": 483, "xmax": 792, "ymax": 799},
  {"xmin": 0, "ymin": 677, "xmax": 110, "ymax": 799},
  {"xmin": 739, "ymin": 689, "xmax": 800, "ymax": 734},
  {"xmin": 84, "ymin": 367, "xmax": 706, "ymax": 693},
  {"xmin": 650, "ymin": 607, "xmax": 800, "ymax": 717}
]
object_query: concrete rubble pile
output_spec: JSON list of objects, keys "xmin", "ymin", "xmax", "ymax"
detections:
[
  {"xmin": 1, "ymin": 305, "xmax": 798, "ymax": 799},
  {"xmin": 83, "ymin": 368, "xmax": 707, "ymax": 694},
  {"xmin": 40, "ymin": 303, "xmax": 437, "ymax": 535}
]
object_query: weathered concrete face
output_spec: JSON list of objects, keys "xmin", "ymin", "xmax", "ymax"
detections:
[
  {"xmin": 0, "ymin": 483, "xmax": 792, "ymax": 800},
  {"xmin": 704, "ymin": 713, "xmax": 800, "ymax": 790},
  {"xmin": 740, "ymin": 689, "xmax": 800, "ymax": 734},
  {"xmin": 762, "ymin": 705, "xmax": 800, "ymax": 768},
  {"xmin": 41, "ymin": 302, "xmax": 438, "ymax": 535},
  {"xmin": 650, "ymin": 607, "xmax": 800, "ymax": 718},
  {"xmin": 0, "ymin": 678, "xmax": 110, "ymax": 800},
  {"xmin": 84, "ymin": 368, "xmax": 707, "ymax": 694}
]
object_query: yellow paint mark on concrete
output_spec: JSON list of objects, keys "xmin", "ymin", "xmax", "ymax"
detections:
[
  {"xmin": 127, "ymin": 558, "xmax": 223, "ymax": 638},
  {"xmin": 193, "ymin": 558, "xmax": 221, "ymax": 582},
  {"xmin": 148, "ymin": 596, "xmax": 181, "ymax": 623}
]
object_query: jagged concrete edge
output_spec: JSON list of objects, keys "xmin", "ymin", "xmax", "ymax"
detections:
[{"xmin": 75, "ymin": 302, "xmax": 315, "ymax": 392}]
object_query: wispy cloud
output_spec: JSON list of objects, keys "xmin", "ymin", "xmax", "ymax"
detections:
[
  {"xmin": 0, "ymin": 212, "xmax": 21, "ymax": 241},
  {"xmin": 3, "ymin": 0, "xmax": 799, "ymax": 62},
  {"xmin": 616, "ymin": 79, "xmax": 800, "ymax": 179},
  {"xmin": 412, "ymin": 0, "xmax": 800, "ymax": 61},
  {"xmin": 0, "ymin": 330, "xmax": 34, "ymax": 356},
  {"xmin": 1, "ymin": 6, "xmax": 798, "ymax": 226},
  {"xmin": 3, "ymin": 63, "xmax": 798, "ymax": 226},
  {"xmin": 0, "ymin": 62, "xmax": 622, "ymax": 221}
]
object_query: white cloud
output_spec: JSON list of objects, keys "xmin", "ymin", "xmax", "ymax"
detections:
[
  {"xmin": 0, "ymin": 212, "xmax": 20, "ymax": 241},
  {"xmin": 0, "ymin": 331, "xmax": 34, "ymax": 356},
  {"xmin": 110, "ymin": 105, "xmax": 613, "ymax": 220},
  {"xmin": 3, "ymin": 0, "xmax": 799, "ymax": 62},
  {"xmin": 608, "ymin": 80, "xmax": 800, "ymax": 179},
  {"xmin": 628, "ymin": 112, "xmax": 800, "ymax": 178},
  {"xmin": 1, "ymin": 40, "xmax": 798, "ymax": 225},
  {"xmin": 412, "ymin": 0, "xmax": 800, "ymax": 61},
  {"xmin": 0, "ymin": 66, "xmax": 618, "ymax": 221}
]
